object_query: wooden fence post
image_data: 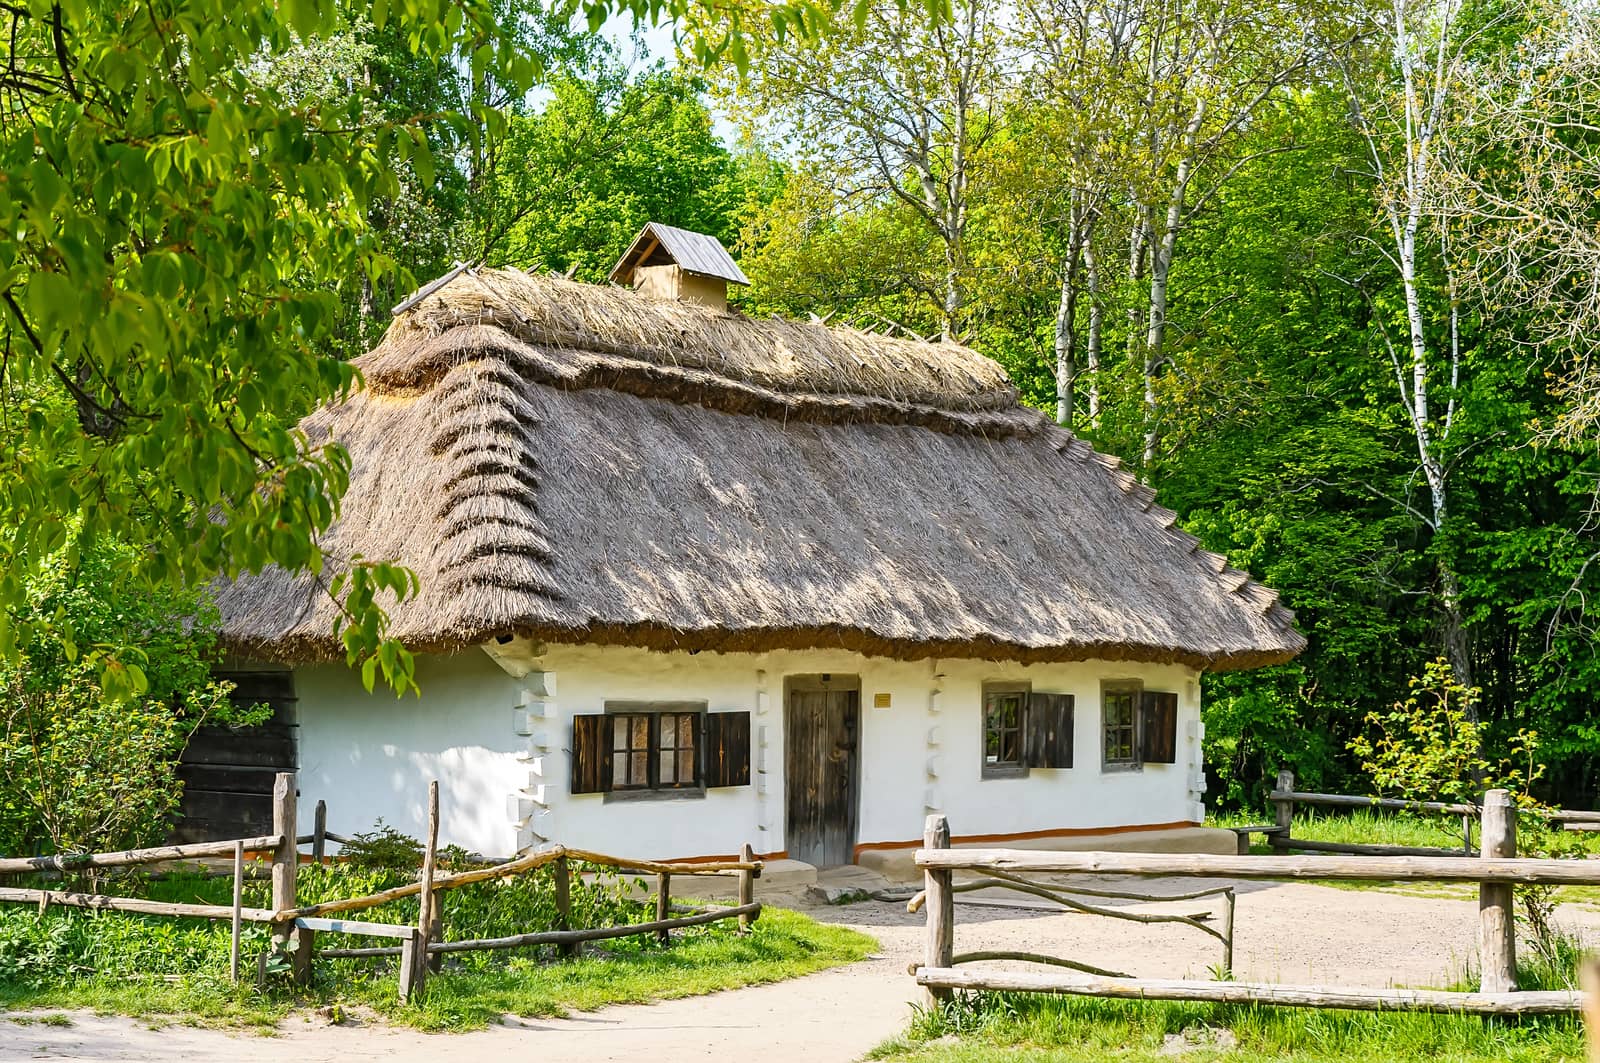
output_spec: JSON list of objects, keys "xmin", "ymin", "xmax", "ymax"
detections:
[
  {"xmin": 1479, "ymin": 788, "xmax": 1517, "ymax": 993},
  {"xmin": 397, "ymin": 926, "xmax": 420, "ymax": 1003},
  {"xmin": 1580, "ymin": 955, "xmax": 1600, "ymax": 1063},
  {"xmin": 554, "ymin": 854, "xmax": 579, "ymax": 959},
  {"xmin": 413, "ymin": 780, "xmax": 441, "ymax": 996},
  {"xmin": 270, "ymin": 772, "xmax": 312, "ymax": 983},
  {"xmin": 656, "ymin": 873, "xmax": 671, "ymax": 945},
  {"xmin": 313, "ymin": 800, "xmax": 328, "ymax": 864},
  {"xmin": 229, "ymin": 840, "xmax": 244, "ymax": 984},
  {"xmin": 1272, "ymin": 770, "xmax": 1295, "ymax": 850},
  {"xmin": 1220, "ymin": 888, "xmax": 1236, "ymax": 977},
  {"xmin": 923, "ymin": 814, "xmax": 954, "ymax": 1007},
  {"xmin": 738, "ymin": 842, "xmax": 757, "ymax": 933}
]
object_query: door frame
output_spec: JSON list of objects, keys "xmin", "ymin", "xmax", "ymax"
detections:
[{"xmin": 783, "ymin": 674, "xmax": 862, "ymax": 866}]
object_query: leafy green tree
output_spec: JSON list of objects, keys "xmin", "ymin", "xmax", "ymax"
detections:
[
  {"xmin": 0, "ymin": 0, "xmax": 906, "ymax": 695},
  {"xmin": 483, "ymin": 65, "xmax": 774, "ymax": 277}
]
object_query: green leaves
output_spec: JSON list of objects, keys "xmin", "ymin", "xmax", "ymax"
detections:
[{"xmin": 0, "ymin": 0, "xmax": 567, "ymax": 693}]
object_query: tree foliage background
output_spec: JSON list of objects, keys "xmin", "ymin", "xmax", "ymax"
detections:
[
  {"xmin": 5, "ymin": 0, "xmax": 1600, "ymax": 820},
  {"xmin": 723, "ymin": 0, "xmax": 1600, "ymax": 807}
]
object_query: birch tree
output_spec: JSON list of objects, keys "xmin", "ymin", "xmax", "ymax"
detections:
[
  {"xmin": 1002, "ymin": 0, "xmax": 1312, "ymax": 442},
  {"xmin": 1335, "ymin": 0, "xmax": 1490, "ymax": 685},
  {"xmin": 1121, "ymin": 0, "xmax": 1316, "ymax": 467},
  {"xmin": 712, "ymin": 0, "xmax": 1006, "ymax": 339}
]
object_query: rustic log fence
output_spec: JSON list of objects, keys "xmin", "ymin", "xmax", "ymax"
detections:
[
  {"xmin": 1266, "ymin": 770, "xmax": 1600, "ymax": 857},
  {"xmin": 0, "ymin": 772, "xmax": 764, "ymax": 1002},
  {"xmin": 914, "ymin": 795, "xmax": 1596, "ymax": 1015},
  {"xmin": 905, "ymin": 819, "xmax": 1236, "ymax": 978}
]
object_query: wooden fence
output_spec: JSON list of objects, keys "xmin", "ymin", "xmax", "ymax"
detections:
[
  {"xmin": 904, "ymin": 819, "xmax": 1236, "ymax": 978},
  {"xmin": 914, "ymin": 792, "xmax": 1596, "ymax": 1015},
  {"xmin": 1266, "ymin": 771, "xmax": 1600, "ymax": 857},
  {"xmin": 0, "ymin": 773, "xmax": 763, "ymax": 1001}
]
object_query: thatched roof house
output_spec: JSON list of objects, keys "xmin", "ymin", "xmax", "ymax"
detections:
[
  {"xmin": 217, "ymin": 268, "xmax": 1301, "ymax": 672},
  {"xmin": 207, "ymin": 248, "xmax": 1302, "ymax": 869}
]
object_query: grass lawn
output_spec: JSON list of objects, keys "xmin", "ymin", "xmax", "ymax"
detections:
[
  {"xmin": 0, "ymin": 864, "xmax": 875, "ymax": 1032},
  {"xmin": 870, "ymin": 993, "xmax": 1586, "ymax": 1062}
]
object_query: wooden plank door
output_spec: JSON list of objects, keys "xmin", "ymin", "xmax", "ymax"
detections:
[{"xmin": 785, "ymin": 684, "xmax": 860, "ymax": 867}]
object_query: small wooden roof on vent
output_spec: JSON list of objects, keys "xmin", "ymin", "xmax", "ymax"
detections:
[{"xmin": 608, "ymin": 222, "xmax": 751, "ymax": 287}]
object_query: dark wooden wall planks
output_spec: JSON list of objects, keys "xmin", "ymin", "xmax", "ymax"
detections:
[{"xmin": 173, "ymin": 670, "xmax": 297, "ymax": 843}]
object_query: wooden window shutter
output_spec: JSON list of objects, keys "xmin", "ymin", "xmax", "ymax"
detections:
[
  {"xmin": 1140, "ymin": 692, "xmax": 1179, "ymax": 764},
  {"xmin": 570, "ymin": 714, "xmax": 610, "ymax": 794},
  {"xmin": 1023, "ymin": 693, "xmax": 1074, "ymax": 769},
  {"xmin": 704, "ymin": 711, "xmax": 752, "ymax": 788}
]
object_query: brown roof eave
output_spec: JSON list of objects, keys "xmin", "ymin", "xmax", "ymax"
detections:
[{"xmin": 221, "ymin": 620, "xmax": 1306, "ymax": 676}]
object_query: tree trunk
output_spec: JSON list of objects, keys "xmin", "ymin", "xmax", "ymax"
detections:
[
  {"xmin": 1085, "ymin": 238, "xmax": 1103, "ymax": 427},
  {"xmin": 1143, "ymin": 102, "xmax": 1205, "ymax": 471},
  {"xmin": 1126, "ymin": 206, "xmax": 1151, "ymax": 368},
  {"xmin": 1054, "ymin": 196, "xmax": 1087, "ymax": 426}
]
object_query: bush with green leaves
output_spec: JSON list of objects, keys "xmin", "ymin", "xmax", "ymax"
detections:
[
  {"xmin": 0, "ymin": 542, "xmax": 263, "ymax": 863},
  {"xmin": 1348, "ymin": 658, "xmax": 1541, "ymax": 805}
]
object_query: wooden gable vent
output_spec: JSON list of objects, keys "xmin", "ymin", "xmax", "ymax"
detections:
[{"xmin": 608, "ymin": 222, "xmax": 750, "ymax": 312}]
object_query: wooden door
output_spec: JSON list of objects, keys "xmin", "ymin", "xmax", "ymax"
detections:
[{"xmin": 785, "ymin": 682, "xmax": 860, "ymax": 867}]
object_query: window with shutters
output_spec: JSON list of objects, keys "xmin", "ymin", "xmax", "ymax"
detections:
[
  {"xmin": 570, "ymin": 702, "xmax": 752, "ymax": 799},
  {"xmin": 982, "ymin": 683, "xmax": 1029, "ymax": 778},
  {"xmin": 1100, "ymin": 684, "xmax": 1181, "ymax": 771},
  {"xmin": 982, "ymin": 684, "xmax": 1074, "ymax": 778},
  {"xmin": 1102, "ymin": 683, "xmax": 1141, "ymax": 770}
]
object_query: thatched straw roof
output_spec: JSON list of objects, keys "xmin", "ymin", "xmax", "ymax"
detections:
[{"xmin": 215, "ymin": 268, "xmax": 1304, "ymax": 671}]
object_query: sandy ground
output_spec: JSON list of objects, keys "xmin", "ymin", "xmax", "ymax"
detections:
[{"xmin": 5, "ymin": 879, "xmax": 1597, "ymax": 1062}]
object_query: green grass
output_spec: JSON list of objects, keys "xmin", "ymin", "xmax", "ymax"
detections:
[
  {"xmin": 0, "ymin": 907, "xmax": 873, "ymax": 1031},
  {"xmin": 870, "ymin": 993, "xmax": 1585, "ymax": 1062},
  {"xmin": 1210, "ymin": 808, "xmax": 1472, "ymax": 852},
  {"xmin": 0, "ymin": 863, "xmax": 875, "ymax": 1031}
]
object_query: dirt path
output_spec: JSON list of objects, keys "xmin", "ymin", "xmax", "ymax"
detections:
[{"xmin": 6, "ymin": 881, "xmax": 1598, "ymax": 1062}]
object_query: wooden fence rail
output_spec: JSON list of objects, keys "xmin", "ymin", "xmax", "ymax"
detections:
[
  {"xmin": 1267, "ymin": 771, "xmax": 1600, "ymax": 857},
  {"xmin": 916, "ymin": 791, "xmax": 1597, "ymax": 1015},
  {"xmin": 906, "ymin": 873, "xmax": 1236, "ymax": 977},
  {"xmin": 312, "ymin": 902, "xmax": 763, "ymax": 960},
  {"xmin": 0, "ymin": 835, "xmax": 283, "ymax": 875}
]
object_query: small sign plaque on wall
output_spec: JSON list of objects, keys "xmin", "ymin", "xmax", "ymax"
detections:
[{"xmin": 873, "ymin": 692, "xmax": 892, "ymax": 709}]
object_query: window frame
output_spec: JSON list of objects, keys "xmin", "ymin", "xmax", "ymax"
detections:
[
  {"xmin": 1101, "ymin": 680, "xmax": 1143, "ymax": 773},
  {"xmin": 602, "ymin": 701, "xmax": 708, "ymax": 802},
  {"xmin": 981, "ymin": 682, "xmax": 1031, "ymax": 779}
]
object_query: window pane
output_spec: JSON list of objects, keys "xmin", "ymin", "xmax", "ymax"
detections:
[
  {"xmin": 631, "ymin": 716, "xmax": 649, "ymax": 748},
  {"xmin": 659, "ymin": 749, "xmax": 677, "ymax": 783},
  {"xmin": 984, "ymin": 691, "xmax": 1025, "ymax": 768},
  {"xmin": 679, "ymin": 749, "xmax": 695, "ymax": 783},
  {"xmin": 613, "ymin": 716, "xmax": 629, "ymax": 750},
  {"xmin": 631, "ymin": 751, "xmax": 648, "ymax": 782}
]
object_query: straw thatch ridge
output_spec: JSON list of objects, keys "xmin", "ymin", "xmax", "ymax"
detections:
[
  {"xmin": 369, "ymin": 269, "xmax": 1017, "ymax": 413},
  {"xmin": 215, "ymin": 268, "xmax": 1305, "ymax": 671}
]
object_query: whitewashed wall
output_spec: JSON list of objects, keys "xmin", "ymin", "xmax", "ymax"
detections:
[
  {"xmin": 293, "ymin": 643, "xmax": 1205, "ymax": 862},
  {"xmin": 294, "ymin": 652, "xmax": 529, "ymax": 857}
]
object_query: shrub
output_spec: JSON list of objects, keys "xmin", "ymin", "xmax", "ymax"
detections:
[{"xmin": 0, "ymin": 542, "xmax": 262, "ymax": 864}]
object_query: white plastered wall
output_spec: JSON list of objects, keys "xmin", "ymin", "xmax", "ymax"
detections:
[{"xmin": 292, "ymin": 643, "xmax": 1207, "ymax": 862}]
